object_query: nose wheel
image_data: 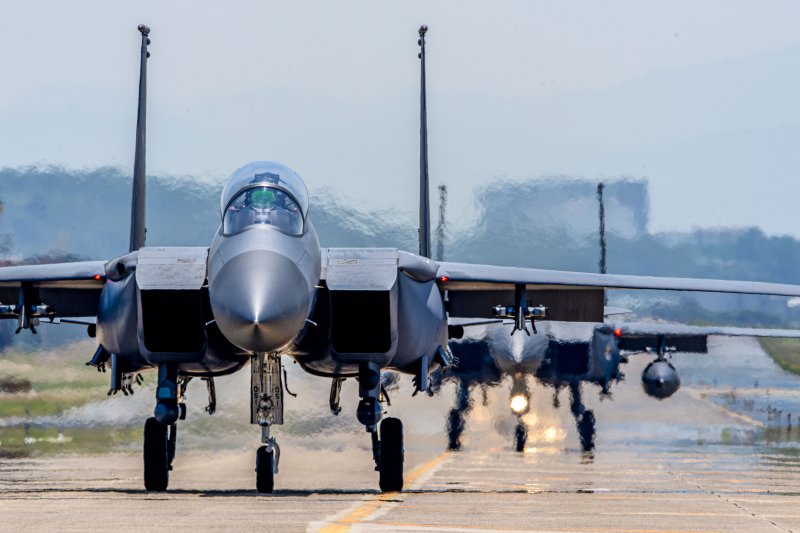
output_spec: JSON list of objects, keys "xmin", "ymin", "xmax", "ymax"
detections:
[
  {"xmin": 514, "ymin": 421, "xmax": 527, "ymax": 452},
  {"xmin": 251, "ymin": 353, "xmax": 284, "ymax": 494},
  {"xmin": 377, "ymin": 417, "xmax": 404, "ymax": 492},
  {"xmin": 256, "ymin": 445, "xmax": 276, "ymax": 493},
  {"xmin": 143, "ymin": 417, "xmax": 169, "ymax": 491}
]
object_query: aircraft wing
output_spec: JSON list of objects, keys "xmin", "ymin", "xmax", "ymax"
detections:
[
  {"xmin": 437, "ymin": 261, "xmax": 800, "ymax": 322},
  {"xmin": 0, "ymin": 260, "xmax": 107, "ymax": 318},
  {"xmin": 613, "ymin": 321, "xmax": 800, "ymax": 354},
  {"xmin": 616, "ymin": 322, "xmax": 800, "ymax": 339}
]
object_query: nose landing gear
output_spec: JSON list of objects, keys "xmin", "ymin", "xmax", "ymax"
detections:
[
  {"xmin": 514, "ymin": 421, "xmax": 528, "ymax": 452},
  {"xmin": 251, "ymin": 353, "xmax": 283, "ymax": 494}
]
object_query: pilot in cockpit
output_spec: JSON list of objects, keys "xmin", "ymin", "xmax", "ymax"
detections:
[{"xmin": 224, "ymin": 175, "xmax": 303, "ymax": 236}]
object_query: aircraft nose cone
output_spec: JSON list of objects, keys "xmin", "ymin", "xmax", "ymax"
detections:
[{"xmin": 210, "ymin": 250, "xmax": 309, "ymax": 353}]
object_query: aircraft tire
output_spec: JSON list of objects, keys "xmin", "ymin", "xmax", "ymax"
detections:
[
  {"xmin": 514, "ymin": 422, "xmax": 527, "ymax": 452},
  {"xmin": 256, "ymin": 446, "xmax": 275, "ymax": 493},
  {"xmin": 143, "ymin": 417, "xmax": 169, "ymax": 491},
  {"xmin": 379, "ymin": 417, "xmax": 404, "ymax": 492}
]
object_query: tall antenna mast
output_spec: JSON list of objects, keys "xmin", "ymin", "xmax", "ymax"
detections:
[
  {"xmin": 435, "ymin": 184, "xmax": 447, "ymax": 261},
  {"xmin": 129, "ymin": 24, "xmax": 150, "ymax": 252},
  {"xmin": 418, "ymin": 25, "xmax": 431, "ymax": 258},
  {"xmin": 597, "ymin": 182, "xmax": 607, "ymax": 274}
]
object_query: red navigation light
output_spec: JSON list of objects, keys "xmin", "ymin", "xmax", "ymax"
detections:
[
  {"xmin": 439, "ymin": 275, "xmax": 449, "ymax": 282},
  {"xmin": 93, "ymin": 274, "xmax": 103, "ymax": 281},
  {"xmin": 614, "ymin": 328, "xmax": 622, "ymax": 337}
]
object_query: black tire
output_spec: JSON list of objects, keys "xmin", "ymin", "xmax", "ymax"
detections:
[
  {"xmin": 514, "ymin": 422, "xmax": 527, "ymax": 452},
  {"xmin": 578, "ymin": 410, "xmax": 596, "ymax": 452},
  {"xmin": 256, "ymin": 446, "xmax": 275, "ymax": 494},
  {"xmin": 379, "ymin": 417, "xmax": 404, "ymax": 492},
  {"xmin": 143, "ymin": 417, "xmax": 169, "ymax": 491}
]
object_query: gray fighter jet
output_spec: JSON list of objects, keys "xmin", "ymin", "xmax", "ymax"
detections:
[
  {"xmin": 444, "ymin": 319, "xmax": 800, "ymax": 453},
  {"xmin": 3, "ymin": 25, "xmax": 800, "ymax": 493},
  {"xmin": 443, "ymin": 185, "xmax": 800, "ymax": 454}
]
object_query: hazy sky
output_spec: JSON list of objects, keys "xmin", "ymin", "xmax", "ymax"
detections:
[{"xmin": 2, "ymin": 1, "xmax": 800, "ymax": 237}]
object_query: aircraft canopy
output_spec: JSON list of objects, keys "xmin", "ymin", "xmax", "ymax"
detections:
[
  {"xmin": 223, "ymin": 186, "xmax": 304, "ymax": 236},
  {"xmin": 221, "ymin": 161, "xmax": 309, "ymax": 218}
]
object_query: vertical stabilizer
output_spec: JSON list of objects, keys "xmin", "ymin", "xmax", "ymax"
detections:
[
  {"xmin": 418, "ymin": 25, "xmax": 431, "ymax": 259},
  {"xmin": 129, "ymin": 25, "xmax": 150, "ymax": 252}
]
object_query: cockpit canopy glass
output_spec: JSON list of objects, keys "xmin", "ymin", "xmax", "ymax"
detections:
[
  {"xmin": 223, "ymin": 186, "xmax": 303, "ymax": 236},
  {"xmin": 220, "ymin": 161, "xmax": 309, "ymax": 236}
]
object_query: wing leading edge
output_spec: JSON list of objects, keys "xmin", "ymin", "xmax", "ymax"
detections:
[
  {"xmin": 438, "ymin": 261, "xmax": 800, "ymax": 322},
  {"xmin": 0, "ymin": 260, "xmax": 108, "ymax": 320},
  {"xmin": 0, "ymin": 260, "xmax": 107, "ymax": 286},
  {"xmin": 437, "ymin": 262, "xmax": 800, "ymax": 296}
]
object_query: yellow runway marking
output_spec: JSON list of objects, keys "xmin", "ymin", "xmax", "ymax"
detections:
[{"xmin": 317, "ymin": 452, "xmax": 450, "ymax": 533}]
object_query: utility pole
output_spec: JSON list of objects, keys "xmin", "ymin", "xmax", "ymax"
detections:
[
  {"xmin": 597, "ymin": 182, "xmax": 607, "ymax": 275},
  {"xmin": 435, "ymin": 184, "xmax": 447, "ymax": 261}
]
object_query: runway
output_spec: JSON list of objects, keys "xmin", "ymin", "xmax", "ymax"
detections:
[{"xmin": 3, "ymin": 337, "xmax": 800, "ymax": 532}]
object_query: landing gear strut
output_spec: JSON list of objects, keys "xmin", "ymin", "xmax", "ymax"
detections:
[
  {"xmin": 569, "ymin": 382, "xmax": 595, "ymax": 452},
  {"xmin": 514, "ymin": 422, "xmax": 528, "ymax": 453},
  {"xmin": 143, "ymin": 364, "xmax": 182, "ymax": 491},
  {"xmin": 359, "ymin": 362, "xmax": 405, "ymax": 492},
  {"xmin": 447, "ymin": 378, "xmax": 471, "ymax": 451},
  {"xmin": 251, "ymin": 353, "xmax": 283, "ymax": 493}
]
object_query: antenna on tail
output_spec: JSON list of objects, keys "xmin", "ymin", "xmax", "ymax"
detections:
[
  {"xmin": 418, "ymin": 25, "xmax": 431, "ymax": 259},
  {"xmin": 129, "ymin": 24, "xmax": 150, "ymax": 253}
]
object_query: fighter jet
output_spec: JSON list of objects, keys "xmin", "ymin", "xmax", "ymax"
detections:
[
  {"xmin": 444, "ymin": 319, "xmax": 800, "ymax": 453},
  {"xmin": 443, "ymin": 184, "xmax": 800, "ymax": 453},
  {"xmin": 2, "ymin": 25, "xmax": 800, "ymax": 493}
]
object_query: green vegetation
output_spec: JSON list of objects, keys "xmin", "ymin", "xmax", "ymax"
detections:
[
  {"xmin": 0, "ymin": 340, "xmax": 135, "ymax": 456},
  {"xmin": 759, "ymin": 338, "xmax": 800, "ymax": 375},
  {"xmin": 0, "ymin": 426, "xmax": 141, "ymax": 458}
]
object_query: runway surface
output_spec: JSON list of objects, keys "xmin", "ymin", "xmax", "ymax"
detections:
[{"xmin": 3, "ymin": 337, "xmax": 800, "ymax": 532}]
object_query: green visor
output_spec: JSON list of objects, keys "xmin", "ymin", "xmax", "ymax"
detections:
[{"xmin": 249, "ymin": 188, "xmax": 276, "ymax": 207}]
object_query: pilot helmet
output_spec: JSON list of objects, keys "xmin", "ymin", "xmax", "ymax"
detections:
[
  {"xmin": 245, "ymin": 172, "xmax": 281, "ymax": 208},
  {"xmin": 246, "ymin": 188, "xmax": 276, "ymax": 208}
]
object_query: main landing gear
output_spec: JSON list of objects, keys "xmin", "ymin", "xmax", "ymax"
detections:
[
  {"xmin": 446, "ymin": 378, "xmax": 472, "ymax": 451},
  {"xmin": 358, "ymin": 362, "xmax": 405, "ymax": 492},
  {"xmin": 143, "ymin": 367, "xmax": 215, "ymax": 491},
  {"xmin": 569, "ymin": 382, "xmax": 595, "ymax": 453}
]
